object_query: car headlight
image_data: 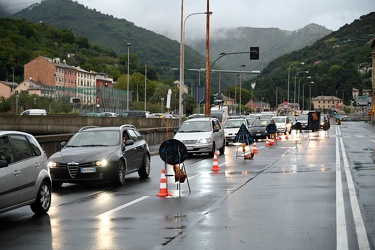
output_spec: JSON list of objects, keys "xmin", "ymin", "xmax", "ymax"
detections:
[
  {"xmin": 198, "ymin": 138, "xmax": 211, "ymax": 144},
  {"xmin": 48, "ymin": 161, "xmax": 57, "ymax": 168},
  {"xmin": 95, "ymin": 159, "xmax": 108, "ymax": 167}
]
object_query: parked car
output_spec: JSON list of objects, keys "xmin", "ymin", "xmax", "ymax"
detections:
[
  {"xmin": 100, "ymin": 112, "xmax": 118, "ymax": 117},
  {"xmin": 173, "ymin": 117, "xmax": 225, "ymax": 157},
  {"xmin": 0, "ymin": 131, "xmax": 52, "ymax": 214},
  {"xmin": 48, "ymin": 125, "xmax": 150, "ymax": 188},
  {"xmin": 20, "ymin": 109, "xmax": 47, "ymax": 115},
  {"xmin": 118, "ymin": 111, "xmax": 147, "ymax": 118},
  {"xmin": 271, "ymin": 116, "xmax": 291, "ymax": 134},
  {"xmin": 83, "ymin": 112, "xmax": 101, "ymax": 116},
  {"xmin": 248, "ymin": 119, "xmax": 272, "ymax": 141},
  {"xmin": 223, "ymin": 117, "xmax": 251, "ymax": 145}
]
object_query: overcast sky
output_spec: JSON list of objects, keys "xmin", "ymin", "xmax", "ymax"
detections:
[{"xmin": 3, "ymin": 0, "xmax": 375, "ymax": 40}]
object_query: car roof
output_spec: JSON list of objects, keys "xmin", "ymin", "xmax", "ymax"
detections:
[
  {"xmin": 78, "ymin": 124, "xmax": 136, "ymax": 132},
  {"xmin": 184, "ymin": 117, "xmax": 217, "ymax": 122},
  {"xmin": 0, "ymin": 131, "xmax": 31, "ymax": 136}
]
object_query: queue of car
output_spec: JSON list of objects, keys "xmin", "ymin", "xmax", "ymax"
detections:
[{"xmin": 0, "ymin": 111, "xmax": 331, "ymax": 215}]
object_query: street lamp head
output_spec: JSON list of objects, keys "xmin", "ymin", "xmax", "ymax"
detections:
[
  {"xmin": 219, "ymin": 52, "xmax": 226, "ymax": 56},
  {"xmin": 127, "ymin": 43, "xmax": 131, "ymax": 47}
]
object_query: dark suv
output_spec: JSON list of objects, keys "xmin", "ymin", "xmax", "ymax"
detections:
[{"xmin": 48, "ymin": 125, "xmax": 150, "ymax": 188}]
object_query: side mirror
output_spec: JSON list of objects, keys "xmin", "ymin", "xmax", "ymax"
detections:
[
  {"xmin": 0, "ymin": 159, "xmax": 8, "ymax": 168},
  {"xmin": 213, "ymin": 128, "xmax": 219, "ymax": 132},
  {"xmin": 61, "ymin": 141, "xmax": 66, "ymax": 148}
]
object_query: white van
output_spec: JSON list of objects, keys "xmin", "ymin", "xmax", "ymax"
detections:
[
  {"xmin": 20, "ymin": 109, "xmax": 47, "ymax": 116},
  {"xmin": 271, "ymin": 116, "xmax": 291, "ymax": 134}
]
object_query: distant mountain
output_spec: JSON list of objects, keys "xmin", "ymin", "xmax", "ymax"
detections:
[
  {"xmin": 238, "ymin": 12, "xmax": 375, "ymax": 109},
  {"xmin": 189, "ymin": 23, "xmax": 332, "ymax": 71},
  {"xmin": 10, "ymin": 0, "xmax": 332, "ymax": 91},
  {"xmin": 11, "ymin": 0, "xmax": 204, "ymax": 81}
]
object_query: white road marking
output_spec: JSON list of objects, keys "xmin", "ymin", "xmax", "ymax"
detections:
[
  {"xmin": 336, "ymin": 126, "xmax": 348, "ymax": 250},
  {"xmin": 97, "ymin": 196, "xmax": 149, "ymax": 218},
  {"xmin": 337, "ymin": 126, "xmax": 370, "ymax": 250}
]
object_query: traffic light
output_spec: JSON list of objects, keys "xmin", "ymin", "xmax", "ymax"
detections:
[
  {"xmin": 250, "ymin": 47, "xmax": 259, "ymax": 60},
  {"xmin": 211, "ymin": 94, "xmax": 216, "ymax": 104}
]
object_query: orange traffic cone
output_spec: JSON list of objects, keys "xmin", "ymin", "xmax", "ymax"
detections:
[
  {"xmin": 278, "ymin": 133, "xmax": 282, "ymax": 141},
  {"xmin": 253, "ymin": 141, "xmax": 258, "ymax": 153},
  {"xmin": 156, "ymin": 169, "xmax": 171, "ymax": 197},
  {"xmin": 285, "ymin": 133, "xmax": 289, "ymax": 140},
  {"xmin": 211, "ymin": 151, "xmax": 220, "ymax": 171},
  {"xmin": 265, "ymin": 136, "xmax": 270, "ymax": 147}
]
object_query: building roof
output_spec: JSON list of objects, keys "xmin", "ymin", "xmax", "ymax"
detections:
[
  {"xmin": 311, "ymin": 95, "xmax": 342, "ymax": 101},
  {"xmin": 0, "ymin": 81, "xmax": 18, "ymax": 88}
]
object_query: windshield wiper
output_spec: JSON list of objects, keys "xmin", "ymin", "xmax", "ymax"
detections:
[{"xmin": 80, "ymin": 144, "xmax": 107, "ymax": 147}]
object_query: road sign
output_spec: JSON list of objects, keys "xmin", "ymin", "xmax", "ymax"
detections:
[
  {"xmin": 234, "ymin": 124, "xmax": 253, "ymax": 144},
  {"xmin": 159, "ymin": 139, "xmax": 188, "ymax": 165}
]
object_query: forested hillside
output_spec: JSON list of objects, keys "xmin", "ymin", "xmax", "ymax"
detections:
[{"xmin": 234, "ymin": 12, "xmax": 375, "ymax": 109}]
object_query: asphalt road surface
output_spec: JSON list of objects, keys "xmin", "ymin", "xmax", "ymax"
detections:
[{"xmin": 0, "ymin": 121, "xmax": 374, "ymax": 250}]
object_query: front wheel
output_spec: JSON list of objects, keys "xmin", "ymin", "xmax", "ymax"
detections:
[
  {"xmin": 219, "ymin": 140, "xmax": 225, "ymax": 155},
  {"xmin": 208, "ymin": 142, "xmax": 216, "ymax": 157},
  {"xmin": 30, "ymin": 180, "xmax": 51, "ymax": 215},
  {"xmin": 112, "ymin": 160, "xmax": 126, "ymax": 186},
  {"xmin": 138, "ymin": 154, "xmax": 150, "ymax": 179}
]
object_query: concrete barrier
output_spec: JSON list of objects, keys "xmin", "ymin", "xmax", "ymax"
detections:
[
  {"xmin": 0, "ymin": 115, "xmax": 179, "ymax": 135},
  {"xmin": 0, "ymin": 115, "xmax": 179, "ymax": 157}
]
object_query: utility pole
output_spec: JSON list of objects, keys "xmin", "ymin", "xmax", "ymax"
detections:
[{"xmin": 205, "ymin": 0, "xmax": 210, "ymax": 116}]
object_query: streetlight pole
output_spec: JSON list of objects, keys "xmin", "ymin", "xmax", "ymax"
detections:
[
  {"xmin": 287, "ymin": 62, "xmax": 304, "ymax": 104},
  {"xmin": 298, "ymin": 76, "xmax": 310, "ymax": 109},
  {"xmin": 144, "ymin": 61, "xmax": 147, "ymax": 111},
  {"xmin": 179, "ymin": 7, "xmax": 212, "ymax": 125},
  {"xmin": 293, "ymin": 70, "xmax": 308, "ymax": 111},
  {"xmin": 303, "ymin": 81, "xmax": 314, "ymax": 110},
  {"xmin": 309, "ymin": 82, "xmax": 314, "ymax": 110},
  {"xmin": 126, "ymin": 42, "xmax": 131, "ymax": 110},
  {"xmin": 239, "ymin": 64, "xmax": 246, "ymax": 115},
  {"xmin": 235, "ymin": 75, "xmax": 238, "ymax": 114},
  {"xmin": 11, "ymin": 67, "xmax": 14, "ymax": 91}
]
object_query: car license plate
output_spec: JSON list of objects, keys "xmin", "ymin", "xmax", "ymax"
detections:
[
  {"xmin": 81, "ymin": 167, "xmax": 96, "ymax": 173},
  {"xmin": 256, "ymin": 133, "xmax": 261, "ymax": 136},
  {"xmin": 186, "ymin": 146, "xmax": 193, "ymax": 150}
]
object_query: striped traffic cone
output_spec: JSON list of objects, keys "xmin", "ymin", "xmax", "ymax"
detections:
[
  {"xmin": 265, "ymin": 136, "xmax": 270, "ymax": 147},
  {"xmin": 156, "ymin": 169, "xmax": 171, "ymax": 197},
  {"xmin": 211, "ymin": 151, "xmax": 220, "ymax": 171},
  {"xmin": 253, "ymin": 141, "xmax": 258, "ymax": 153},
  {"xmin": 278, "ymin": 133, "xmax": 282, "ymax": 141}
]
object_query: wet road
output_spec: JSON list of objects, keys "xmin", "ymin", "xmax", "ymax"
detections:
[{"xmin": 0, "ymin": 121, "xmax": 374, "ymax": 250}]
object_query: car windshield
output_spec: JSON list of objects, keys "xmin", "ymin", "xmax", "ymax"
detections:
[
  {"xmin": 66, "ymin": 130, "xmax": 120, "ymax": 147},
  {"xmin": 252, "ymin": 119, "xmax": 269, "ymax": 126},
  {"xmin": 224, "ymin": 120, "xmax": 245, "ymax": 128},
  {"xmin": 294, "ymin": 115, "xmax": 308, "ymax": 121},
  {"xmin": 178, "ymin": 121, "xmax": 211, "ymax": 132},
  {"xmin": 272, "ymin": 117, "xmax": 285, "ymax": 123}
]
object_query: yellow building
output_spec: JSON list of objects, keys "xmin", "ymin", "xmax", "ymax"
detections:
[{"xmin": 311, "ymin": 95, "xmax": 342, "ymax": 111}]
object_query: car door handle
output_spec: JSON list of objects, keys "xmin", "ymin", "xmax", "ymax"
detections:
[
  {"xmin": 34, "ymin": 163, "xmax": 41, "ymax": 168},
  {"xmin": 13, "ymin": 170, "xmax": 20, "ymax": 175}
]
